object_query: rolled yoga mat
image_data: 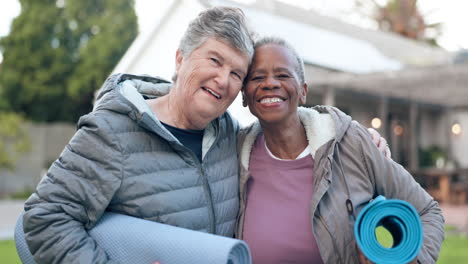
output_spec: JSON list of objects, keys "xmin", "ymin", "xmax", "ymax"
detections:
[
  {"xmin": 354, "ymin": 196, "xmax": 423, "ymax": 264},
  {"xmin": 15, "ymin": 212, "xmax": 252, "ymax": 264}
]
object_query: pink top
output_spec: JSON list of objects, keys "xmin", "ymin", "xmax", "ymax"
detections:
[{"xmin": 243, "ymin": 133, "xmax": 323, "ymax": 264}]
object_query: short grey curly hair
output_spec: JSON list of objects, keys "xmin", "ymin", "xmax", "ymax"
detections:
[
  {"xmin": 254, "ymin": 36, "xmax": 305, "ymax": 84},
  {"xmin": 174, "ymin": 6, "xmax": 254, "ymax": 81}
]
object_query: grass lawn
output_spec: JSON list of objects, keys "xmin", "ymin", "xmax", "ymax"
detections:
[
  {"xmin": 375, "ymin": 225, "xmax": 468, "ymax": 263},
  {"xmin": 0, "ymin": 240, "xmax": 21, "ymax": 264},
  {"xmin": 1, "ymin": 227, "xmax": 467, "ymax": 263},
  {"xmin": 438, "ymin": 232, "xmax": 468, "ymax": 263}
]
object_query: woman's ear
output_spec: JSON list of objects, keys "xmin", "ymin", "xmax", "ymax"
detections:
[
  {"xmin": 299, "ymin": 83, "xmax": 308, "ymax": 105},
  {"xmin": 242, "ymin": 91, "xmax": 248, "ymax": 107},
  {"xmin": 175, "ymin": 49, "xmax": 183, "ymax": 72}
]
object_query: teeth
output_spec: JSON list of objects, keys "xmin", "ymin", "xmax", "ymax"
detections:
[
  {"xmin": 203, "ymin": 87, "xmax": 221, "ymax": 99},
  {"xmin": 260, "ymin": 97, "xmax": 283, "ymax": 104}
]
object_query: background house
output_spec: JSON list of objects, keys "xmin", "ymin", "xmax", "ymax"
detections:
[
  {"xmin": 113, "ymin": 0, "xmax": 468, "ymax": 203},
  {"xmin": 2, "ymin": 0, "xmax": 467, "ymax": 203}
]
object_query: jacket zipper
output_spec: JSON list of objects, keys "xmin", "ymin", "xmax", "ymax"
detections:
[
  {"xmin": 147, "ymin": 114, "xmax": 217, "ymax": 234},
  {"xmin": 199, "ymin": 124, "xmax": 221, "ymax": 235},
  {"xmin": 318, "ymin": 214, "xmax": 344, "ymax": 264},
  {"xmin": 199, "ymin": 165, "xmax": 216, "ymax": 234},
  {"xmin": 236, "ymin": 173, "xmax": 249, "ymax": 239},
  {"xmin": 316, "ymin": 150, "xmax": 345, "ymax": 264}
]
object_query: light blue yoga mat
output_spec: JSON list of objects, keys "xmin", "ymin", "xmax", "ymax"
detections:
[
  {"xmin": 354, "ymin": 196, "xmax": 423, "ymax": 264},
  {"xmin": 15, "ymin": 212, "xmax": 252, "ymax": 264}
]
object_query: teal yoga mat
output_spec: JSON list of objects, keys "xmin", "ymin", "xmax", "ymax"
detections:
[
  {"xmin": 15, "ymin": 212, "xmax": 252, "ymax": 264},
  {"xmin": 354, "ymin": 196, "xmax": 423, "ymax": 264}
]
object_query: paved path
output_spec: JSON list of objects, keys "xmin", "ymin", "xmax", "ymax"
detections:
[
  {"xmin": 439, "ymin": 203, "xmax": 468, "ymax": 233},
  {"xmin": 0, "ymin": 200, "xmax": 24, "ymax": 240},
  {"xmin": 1, "ymin": 200, "xmax": 467, "ymax": 240}
]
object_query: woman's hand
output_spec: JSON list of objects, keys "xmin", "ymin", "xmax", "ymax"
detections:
[
  {"xmin": 356, "ymin": 243, "xmax": 417, "ymax": 264},
  {"xmin": 368, "ymin": 128, "xmax": 391, "ymax": 159},
  {"xmin": 356, "ymin": 244, "xmax": 374, "ymax": 264}
]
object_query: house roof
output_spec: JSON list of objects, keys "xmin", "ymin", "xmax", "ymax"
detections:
[
  {"xmin": 242, "ymin": 0, "xmax": 452, "ymax": 67},
  {"xmin": 111, "ymin": 0, "xmax": 463, "ymax": 123},
  {"xmin": 237, "ymin": 3, "xmax": 402, "ymax": 73},
  {"xmin": 114, "ymin": 0, "xmax": 452, "ymax": 76},
  {"xmin": 213, "ymin": 0, "xmax": 453, "ymax": 72}
]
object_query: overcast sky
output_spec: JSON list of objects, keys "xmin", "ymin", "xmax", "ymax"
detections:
[{"xmin": 1, "ymin": 0, "xmax": 468, "ymax": 60}]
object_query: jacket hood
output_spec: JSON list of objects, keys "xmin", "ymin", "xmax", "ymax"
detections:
[
  {"xmin": 93, "ymin": 73, "xmax": 172, "ymax": 119},
  {"xmin": 238, "ymin": 105, "xmax": 352, "ymax": 170},
  {"xmin": 91, "ymin": 73, "xmax": 230, "ymax": 158},
  {"xmin": 311, "ymin": 105, "xmax": 352, "ymax": 143}
]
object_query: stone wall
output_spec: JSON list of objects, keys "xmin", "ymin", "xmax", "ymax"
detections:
[{"xmin": 0, "ymin": 122, "xmax": 75, "ymax": 196}]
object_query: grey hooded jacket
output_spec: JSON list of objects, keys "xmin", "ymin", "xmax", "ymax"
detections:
[
  {"xmin": 236, "ymin": 106, "xmax": 444, "ymax": 264},
  {"xmin": 23, "ymin": 74, "xmax": 240, "ymax": 264}
]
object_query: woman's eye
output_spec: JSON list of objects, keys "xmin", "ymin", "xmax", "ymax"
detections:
[
  {"xmin": 210, "ymin": 58, "xmax": 220, "ymax": 65},
  {"xmin": 277, "ymin": 74, "xmax": 290, "ymax": 78},
  {"xmin": 231, "ymin": 72, "xmax": 242, "ymax": 80}
]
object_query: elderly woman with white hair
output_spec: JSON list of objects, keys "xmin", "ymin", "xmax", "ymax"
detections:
[{"xmin": 22, "ymin": 6, "xmax": 254, "ymax": 264}]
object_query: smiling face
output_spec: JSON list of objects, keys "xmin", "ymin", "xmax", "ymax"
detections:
[
  {"xmin": 173, "ymin": 37, "xmax": 250, "ymax": 128},
  {"xmin": 244, "ymin": 44, "xmax": 308, "ymax": 125}
]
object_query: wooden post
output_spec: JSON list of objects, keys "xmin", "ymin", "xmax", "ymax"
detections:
[
  {"xmin": 409, "ymin": 103, "xmax": 419, "ymax": 171},
  {"xmin": 391, "ymin": 119, "xmax": 400, "ymax": 163},
  {"xmin": 378, "ymin": 96, "xmax": 389, "ymax": 140},
  {"xmin": 322, "ymin": 86, "xmax": 335, "ymax": 106},
  {"xmin": 445, "ymin": 109, "xmax": 454, "ymax": 165},
  {"xmin": 439, "ymin": 174, "xmax": 450, "ymax": 203}
]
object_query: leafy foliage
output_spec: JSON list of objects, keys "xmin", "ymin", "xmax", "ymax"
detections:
[
  {"xmin": 354, "ymin": 0, "xmax": 442, "ymax": 46},
  {"xmin": 419, "ymin": 145, "xmax": 448, "ymax": 168},
  {"xmin": 0, "ymin": 0, "xmax": 137, "ymax": 122}
]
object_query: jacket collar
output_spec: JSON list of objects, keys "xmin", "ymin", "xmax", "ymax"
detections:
[
  {"xmin": 239, "ymin": 106, "xmax": 349, "ymax": 170},
  {"xmin": 94, "ymin": 73, "xmax": 220, "ymax": 158}
]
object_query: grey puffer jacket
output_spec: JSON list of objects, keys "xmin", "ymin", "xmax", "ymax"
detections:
[
  {"xmin": 236, "ymin": 106, "xmax": 444, "ymax": 264},
  {"xmin": 23, "ymin": 73, "xmax": 240, "ymax": 264}
]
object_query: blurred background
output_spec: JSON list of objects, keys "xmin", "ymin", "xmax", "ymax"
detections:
[{"xmin": 0, "ymin": 0, "xmax": 467, "ymax": 263}]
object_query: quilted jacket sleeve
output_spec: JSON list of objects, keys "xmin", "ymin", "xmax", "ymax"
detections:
[
  {"xmin": 23, "ymin": 112, "xmax": 123, "ymax": 264},
  {"xmin": 352, "ymin": 122, "xmax": 445, "ymax": 264}
]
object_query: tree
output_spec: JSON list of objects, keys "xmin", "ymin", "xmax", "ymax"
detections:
[
  {"xmin": 0, "ymin": 0, "xmax": 137, "ymax": 123},
  {"xmin": 354, "ymin": 0, "xmax": 441, "ymax": 45}
]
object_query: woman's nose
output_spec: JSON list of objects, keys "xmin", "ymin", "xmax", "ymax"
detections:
[
  {"xmin": 214, "ymin": 68, "xmax": 230, "ymax": 90},
  {"xmin": 262, "ymin": 76, "xmax": 280, "ymax": 89}
]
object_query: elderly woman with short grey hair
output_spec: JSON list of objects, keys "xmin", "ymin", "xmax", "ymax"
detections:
[{"xmin": 22, "ymin": 6, "xmax": 253, "ymax": 264}]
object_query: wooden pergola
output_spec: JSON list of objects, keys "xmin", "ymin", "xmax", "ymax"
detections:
[
  {"xmin": 306, "ymin": 64, "xmax": 468, "ymax": 167},
  {"xmin": 307, "ymin": 64, "xmax": 468, "ymax": 108},
  {"xmin": 306, "ymin": 64, "xmax": 468, "ymax": 203}
]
